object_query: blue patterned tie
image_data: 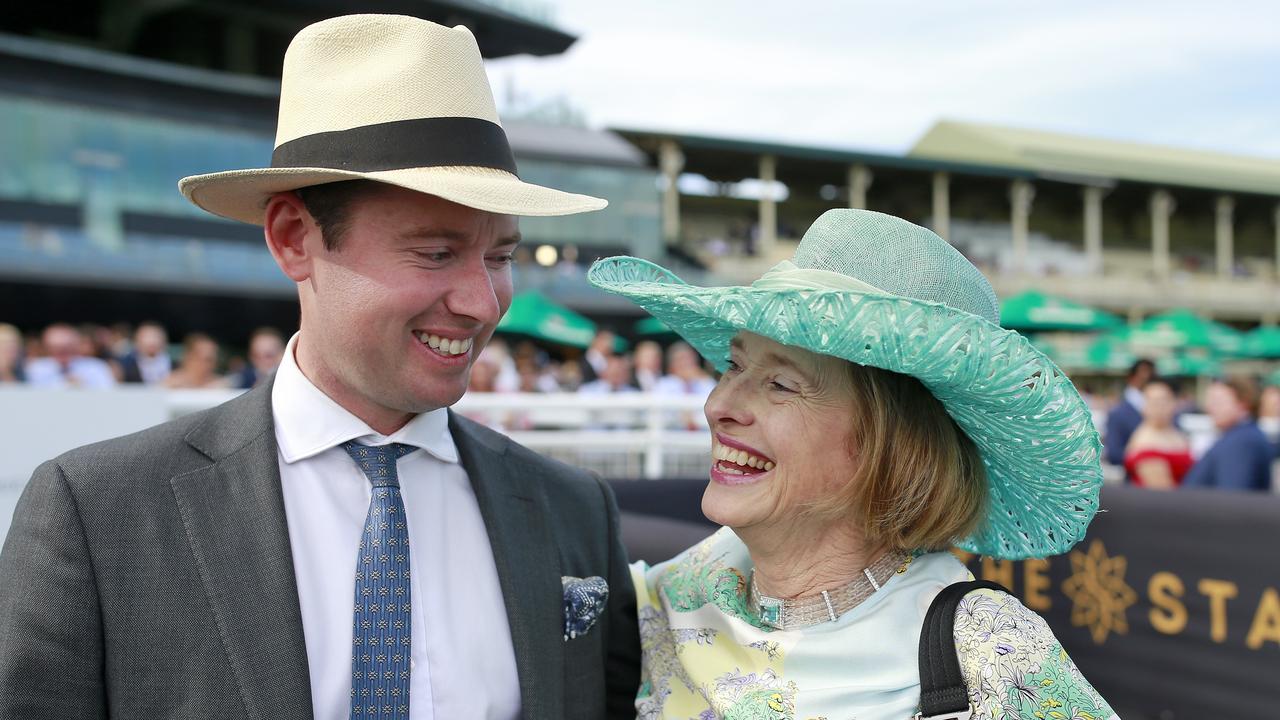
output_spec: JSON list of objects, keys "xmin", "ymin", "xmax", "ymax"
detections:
[{"xmin": 342, "ymin": 441, "xmax": 418, "ymax": 720}]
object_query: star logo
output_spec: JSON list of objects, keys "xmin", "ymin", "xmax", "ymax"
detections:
[{"xmin": 1061, "ymin": 539, "xmax": 1138, "ymax": 644}]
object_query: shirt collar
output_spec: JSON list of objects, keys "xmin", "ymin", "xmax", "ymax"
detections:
[
  {"xmin": 271, "ymin": 333, "xmax": 458, "ymax": 465},
  {"xmin": 1124, "ymin": 385, "xmax": 1145, "ymax": 411}
]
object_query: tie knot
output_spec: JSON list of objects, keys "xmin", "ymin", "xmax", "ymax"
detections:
[{"xmin": 341, "ymin": 441, "xmax": 417, "ymax": 487}]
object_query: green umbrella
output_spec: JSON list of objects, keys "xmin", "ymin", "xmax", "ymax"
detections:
[
  {"xmin": 1081, "ymin": 335, "xmax": 1138, "ymax": 372},
  {"xmin": 1026, "ymin": 334, "xmax": 1058, "ymax": 355},
  {"xmin": 1000, "ymin": 291, "xmax": 1123, "ymax": 332},
  {"xmin": 1024, "ymin": 334, "xmax": 1129, "ymax": 373},
  {"xmin": 496, "ymin": 291, "xmax": 597, "ymax": 348},
  {"xmin": 634, "ymin": 316, "xmax": 675, "ymax": 337},
  {"xmin": 1129, "ymin": 309, "xmax": 1244, "ymax": 355},
  {"xmin": 1242, "ymin": 326, "xmax": 1280, "ymax": 359},
  {"xmin": 1156, "ymin": 353, "xmax": 1223, "ymax": 378}
]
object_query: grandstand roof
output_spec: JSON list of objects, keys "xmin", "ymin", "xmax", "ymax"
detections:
[
  {"xmin": 7, "ymin": 0, "xmax": 576, "ymax": 74},
  {"xmin": 615, "ymin": 128, "xmax": 1032, "ymax": 183},
  {"xmin": 1, "ymin": 33, "xmax": 636, "ymax": 170},
  {"xmin": 507, "ymin": 123, "xmax": 647, "ymax": 167},
  {"xmin": 911, "ymin": 120, "xmax": 1280, "ymax": 197}
]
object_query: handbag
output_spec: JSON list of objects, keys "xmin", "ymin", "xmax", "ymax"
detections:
[{"xmin": 914, "ymin": 579, "xmax": 1011, "ymax": 720}]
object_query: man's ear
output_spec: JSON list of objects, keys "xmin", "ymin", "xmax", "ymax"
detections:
[{"xmin": 264, "ymin": 191, "xmax": 317, "ymax": 282}]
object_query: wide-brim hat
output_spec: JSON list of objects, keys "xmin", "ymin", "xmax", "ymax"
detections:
[
  {"xmin": 588, "ymin": 209, "xmax": 1103, "ymax": 560},
  {"xmin": 179, "ymin": 14, "xmax": 605, "ymax": 224}
]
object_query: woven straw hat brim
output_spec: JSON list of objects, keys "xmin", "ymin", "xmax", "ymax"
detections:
[
  {"xmin": 179, "ymin": 165, "xmax": 607, "ymax": 225},
  {"xmin": 588, "ymin": 256, "xmax": 1103, "ymax": 561}
]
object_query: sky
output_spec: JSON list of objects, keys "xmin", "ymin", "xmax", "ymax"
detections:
[{"xmin": 487, "ymin": 0, "xmax": 1280, "ymax": 159}]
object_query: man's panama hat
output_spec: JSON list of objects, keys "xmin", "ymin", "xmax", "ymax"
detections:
[
  {"xmin": 588, "ymin": 209, "xmax": 1103, "ymax": 560},
  {"xmin": 179, "ymin": 14, "xmax": 605, "ymax": 223}
]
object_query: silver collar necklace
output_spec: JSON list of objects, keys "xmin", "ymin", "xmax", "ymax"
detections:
[{"xmin": 748, "ymin": 551, "xmax": 913, "ymax": 631}]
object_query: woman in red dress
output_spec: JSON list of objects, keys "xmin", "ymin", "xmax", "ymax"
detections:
[{"xmin": 1124, "ymin": 377, "xmax": 1194, "ymax": 488}]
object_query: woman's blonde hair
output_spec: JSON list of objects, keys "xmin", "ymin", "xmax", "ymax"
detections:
[{"xmin": 811, "ymin": 361, "xmax": 988, "ymax": 553}]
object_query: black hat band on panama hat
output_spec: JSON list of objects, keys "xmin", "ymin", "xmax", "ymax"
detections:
[{"xmin": 270, "ymin": 117, "xmax": 519, "ymax": 175}]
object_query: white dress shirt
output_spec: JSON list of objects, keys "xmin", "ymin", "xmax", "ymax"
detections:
[
  {"xmin": 272, "ymin": 334, "xmax": 521, "ymax": 720},
  {"xmin": 136, "ymin": 352, "xmax": 172, "ymax": 384},
  {"xmin": 1124, "ymin": 385, "xmax": 1145, "ymax": 412},
  {"xmin": 24, "ymin": 356, "xmax": 117, "ymax": 388}
]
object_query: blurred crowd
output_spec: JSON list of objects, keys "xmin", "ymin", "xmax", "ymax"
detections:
[
  {"xmin": 0, "ymin": 321, "xmax": 285, "ymax": 391},
  {"xmin": 0, "ymin": 323, "xmax": 715, "ymax": 402},
  {"xmin": 1103, "ymin": 359, "xmax": 1280, "ymax": 492},
  {"xmin": 5, "ymin": 322, "xmax": 1277, "ymax": 491},
  {"xmin": 467, "ymin": 330, "xmax": 713, "ymax": 396},
  {"xmin": 461, "ymin": 329, "xmax": 717, "ymax": 433}
]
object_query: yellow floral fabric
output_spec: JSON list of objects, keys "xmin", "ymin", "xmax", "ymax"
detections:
[{"xmin": 633, "ymin": 528, "xmax": 1116, "ymax": 720}]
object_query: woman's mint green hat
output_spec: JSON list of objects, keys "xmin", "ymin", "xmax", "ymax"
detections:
[{"xmin": 588, "ymin": 209, "xmax": 1102, "ymax": 560}]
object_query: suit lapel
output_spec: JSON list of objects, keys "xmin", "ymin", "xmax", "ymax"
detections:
[
  {"xmin": 450, "ymin": 412, "xmax": 564, "ymax": 720},
  {"xmin": 172, "ymin": 382, "xmax": 313, "ymax": 720}
]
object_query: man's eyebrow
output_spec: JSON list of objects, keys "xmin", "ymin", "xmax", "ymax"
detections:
[
  {"xmin": 396, "ymin": 228, "xmax": 522, "ymax": 247},
  {"xmin": 398, "ymin": 227, "xmax": 470, "ymax": 242}
]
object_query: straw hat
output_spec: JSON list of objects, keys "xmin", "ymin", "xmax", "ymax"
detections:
[
  {"xmin": 179, "ymin": 14, "xmax": 606, "ymax": 224},
  {"xmin": 588, "ymin": 209, "xmax": 1103, "ymax": 560}
]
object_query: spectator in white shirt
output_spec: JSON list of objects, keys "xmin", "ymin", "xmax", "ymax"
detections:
[
  {"xmin": 580, "ymin": 354, "xmax": 640, "ymax": 429},
  {"xmin": 24, "ymin": 323, "xmax": 117, "ymax": 389},
  {"xmin": 654, "ymin": 342, "xmax": 717, "ymax": 429},
  {"xmin": 633, "ymin": 340, "xmax": 663, "ymax": 392},
  {"xmin": 579, "ymin": 354, "xmax": 638, "ymax": 395},
  {"xmin": 0, "ymin": 323, "xmax": 24, "ymax": 384},
  {"xmin": 119, "ymin": 322, "xmax": 172, "ymax": 385}
]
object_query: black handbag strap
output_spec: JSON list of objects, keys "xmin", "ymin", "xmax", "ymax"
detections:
[{"xmin": 916, "ymin": 579, "xmax": 1011, "ymax": 720}]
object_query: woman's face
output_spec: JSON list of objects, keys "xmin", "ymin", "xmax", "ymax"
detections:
[
  {"xmin": 187, "ymin": 339, "xmax": 219, "ymax": 378},
  {"xmin": 1260, "ymin": 386, "xmax": 1280, "ymax": 420},
  {"xmin": 1141, "ymin": 382, "xmax": 1176, "ymax": 427},
  {"xmin": 702, "ymin": 332, "xmax": 858, "ymax": 532}
]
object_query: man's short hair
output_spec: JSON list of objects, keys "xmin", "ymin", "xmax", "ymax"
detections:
[
  {"xmin": 295, "ymin": 180, "xmax": 386, "ymax": 251},
  {"xmin": 1127, "ymin": 358, "xmax": 1156, "ymax": 381},
  {"xmin": 181, "ymin": 333, "xmax": 216, "ymax": 353},
  {"xmin": 807, "ymin": 362, "xmax": 988, "ymax": 553},
  {"xmin": 1143, "ymin": 375, "xmax": 1179, "ymax": 394},
  {"xmin": 249, "ymin": 326, "xmax": 284, "ymax": 344},
  {"xmin": 1217, "ymin": 375, "xmax": 1262, "ymax": 416}
]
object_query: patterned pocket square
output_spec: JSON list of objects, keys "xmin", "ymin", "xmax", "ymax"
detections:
[{"xmin": 562, "ymin": 575, "xmax": 609, "ymax": 640}]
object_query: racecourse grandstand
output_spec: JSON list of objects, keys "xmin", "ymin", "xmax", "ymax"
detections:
[
  {"xmin": 618, "ymin": 124, "xmax": 1280, "ymax": 326},
  {"xmin": 0, "ymin": 1, "xmax": 662, "ymax": 339}
]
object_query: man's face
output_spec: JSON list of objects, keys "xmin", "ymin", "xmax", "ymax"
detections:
[
  {"xmin": 1204, "ymin": 382, "xmax": 1247, "ymax": 431},
  {"xmin": 135, "ymin": 326, "xmax": 167, "ymax": 358},
  {"xmin": 601, "ymin": 355, "xmax": 631, "ymax": 387},
  {"xmin": 43, "ymin": 326, "xmax": 81, "ymax": 366},
  {"xmin": 668, "ymin": 345, "xmax": 701, "ymax": 378},
  {"xmin": 295, "ymin": 186, "xmax": 518, "ymax": 427},
  {"xmin": 249, "ymin": 334, "xmax": 285, "ymax": 373},
  {"xmin": 1131, "ymin": 362, "xmax": 1154, "ymax": 388}
]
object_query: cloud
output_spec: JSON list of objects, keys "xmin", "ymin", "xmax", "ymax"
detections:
[{"xmin": 490, "ymin": 0, "xmax": 1280, "ymax": 157}]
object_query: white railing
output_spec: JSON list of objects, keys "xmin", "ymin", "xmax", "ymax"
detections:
[
  {"xmin": 169, "ymin": 390, "xmax": 715, "ymax": 479},
  {"xmin": 4, "ymin": 387, "xmax": 1274, "ymax": 543},
  {"xmin": 1, "ymin": 386, "xmax": 1253, "ymax": 491},
  {"xmin": 0, "ymin": 389, "xmax": 717, "ymax": 541},
  {"xmin": 452, "ymin": 393, "xmax": 712, "ymax": 480},
  {"xmin": 0, "ymin": 389, "xmax": 716, "ymax": 487}
]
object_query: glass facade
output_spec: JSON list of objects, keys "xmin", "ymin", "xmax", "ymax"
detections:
[
  {"xmin": 0, "ymin": 94, "xmax": 270, "ymax": 220},
  {"xmin": 0, "ymin": 92, "xmax": 661, "ymax": 294}
]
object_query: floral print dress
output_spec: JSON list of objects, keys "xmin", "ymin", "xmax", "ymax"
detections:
[{"xmin": 632, "ymin": 527, "xmax": 1116, "ymax": 720}]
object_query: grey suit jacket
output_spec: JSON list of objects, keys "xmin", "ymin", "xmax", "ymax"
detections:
[{"xmin": 0, "ymin": 381, "xmax": 640, "ymax": 719}]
